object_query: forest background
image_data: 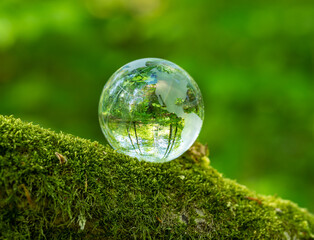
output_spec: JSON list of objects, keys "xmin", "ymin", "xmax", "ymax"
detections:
[{"xmin": 0, "ymin": 0, "xmax": 313, "ymax": 212}]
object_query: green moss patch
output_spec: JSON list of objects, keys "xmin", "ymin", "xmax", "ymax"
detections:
[{"xmin": 0, "ymin": 115, "xmax": 313, "ymax": 239}]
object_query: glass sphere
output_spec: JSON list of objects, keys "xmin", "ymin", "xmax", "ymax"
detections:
[{"xmin": 99, "ymin": 58, "xmax": 204, "ymax": 163}]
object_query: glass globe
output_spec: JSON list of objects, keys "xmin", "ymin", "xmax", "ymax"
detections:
[{"xmin": 99, "ymin": 58, "xmax": 204, "ymax": 163}]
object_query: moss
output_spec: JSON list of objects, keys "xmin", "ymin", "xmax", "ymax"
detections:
[{"xmin": 0, "ymin": 115, "xmax": 313, "ymax": 239}]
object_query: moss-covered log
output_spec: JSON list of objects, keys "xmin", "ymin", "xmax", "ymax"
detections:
[{"xmin": 0, "ymin": 115, "xmax": 313, "ymax": 239}]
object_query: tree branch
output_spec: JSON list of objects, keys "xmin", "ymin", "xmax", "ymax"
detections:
[{"xmin": 0, "ymin": 115, "xmax": 313, "ymax": 239}]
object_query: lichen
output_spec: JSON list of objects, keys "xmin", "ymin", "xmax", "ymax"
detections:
[{"xmin": 0, "ymin": 115, "xmax": 313, "ymax": 239}]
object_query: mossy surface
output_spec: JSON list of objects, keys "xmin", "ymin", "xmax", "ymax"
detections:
[{"xmin": 0, "ymin": 115, "xmax": 313, "ymax": 239}]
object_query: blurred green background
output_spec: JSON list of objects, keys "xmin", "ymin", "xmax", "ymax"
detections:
[{"xmin": 0, "ymin": 0, "xmax": 313, "ymax": 211}]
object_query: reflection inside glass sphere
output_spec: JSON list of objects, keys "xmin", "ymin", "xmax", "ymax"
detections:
[{"xmin": 99, "ymin": 58, "xmax": 204, "ymax": 162}]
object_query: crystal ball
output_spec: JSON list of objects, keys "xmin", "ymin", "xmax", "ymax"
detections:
[{"xmin": 99, "ymin": 58, "xmax": 204, "ymax": 163}]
